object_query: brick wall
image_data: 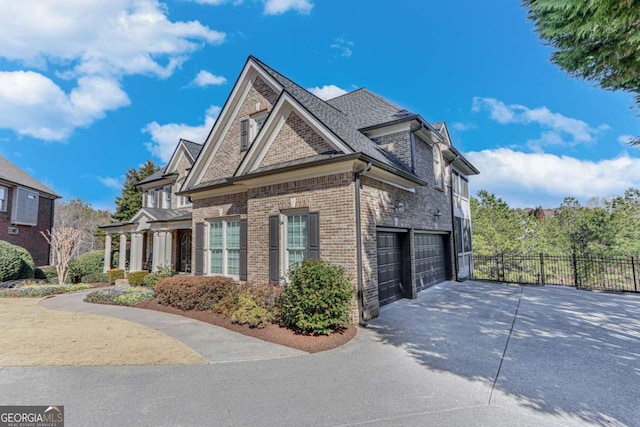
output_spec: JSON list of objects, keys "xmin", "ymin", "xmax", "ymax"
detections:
[
  {"xmin": 371, "ymin": 131, "xmax": 413, "ymax": 171},
  {"xmin": 0, "ymin": 187, "xmax": 54, "ymax": 266},
  {"xmin": 201, "ymin": 76, "xmax": 279, "ymax": 182},
  {"xmin": 260, "ymin": 111, "xmax": 335, "ymax": 168}
]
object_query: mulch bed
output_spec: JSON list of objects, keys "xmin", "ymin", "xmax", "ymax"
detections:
[{"xmin": 135, "ymin": 298, "xmax": 357, "ymax": 353}]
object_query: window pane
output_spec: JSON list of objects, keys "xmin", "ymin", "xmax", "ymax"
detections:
[
  {"xmin": 227, "ymin": 249, "xmax": 239, "ymax": 275},
  {"xmin": 287, "ymin": 215, "xmax": 308, "ymax": 267},
  {"xmin": 226, "ymin": 221, "xmax": 240, "ymax": 275},
  {"xmin": 211, "ymin": 250, "xmax": 223, "ymax": 274},
  {"xmin": 209, "ymin": 222, "xmax": 223, "ymax": 274}
]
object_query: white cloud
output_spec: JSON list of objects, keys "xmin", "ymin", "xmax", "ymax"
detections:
[
  {"xmin": 0, "ymin": 71, "xmax": 130, "ymax": 140},
  {"xmin": 191, "ymin": 70, "xmax": 227, "ymax": 87},
  {"xmin": 97, "ymin": 176, "xmax": 122, "ymax": 190},
  {"xmin": 143, "ymin": 105, "xmax": 221, "ymax": 162},
  {"xmin": 466, "ymin": 148, "xmax": 640, "ymax": 207},
  {"xmin": 0, "ymin": 0, "xmax": 224, "ymax": 141},
  {"xmin": 263, "ymin": 0, "xmax": 313, "ymax": 15},
  {"xmin": 451, "ymin": 122, "xmax": 476, "ymax": 132},
  {"xmin": 472, "ymin": 97, "xmax": 608, "ymax": 147},
  {"xmin": 331, "ymin": 38, "xmax": 353, "ymax": 58},
  {"xmin": 618, "ymin": 134, "xmax": 635, "ymax": 145},
  {"xmin": 307, "ymin": 85, "xmax": 347, "ymax": 100}
]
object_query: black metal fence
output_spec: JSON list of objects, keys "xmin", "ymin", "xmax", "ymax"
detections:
[{"xmin": 472, "ymin": 253, "xmax": 640, "ymax": 293}]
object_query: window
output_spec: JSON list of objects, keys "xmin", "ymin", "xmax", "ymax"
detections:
[
  {"xmin": 250, "ymin": 111, "xmax": 268, "ymax": 141},
  {"xmin": 285, "ymin": 214, "xmax": 308, "ymax": 268},
  {"xmin": 0, "ymin": 186, "xmax": 7, "ymax": 212},
  {"xmin": 433, "ymin": 144, "xmax": 444, "ymax": 189},
  {"xmin": 148, "ymin": 189, "xmax": 157, "ymax": 208},
  {"xmin": 178, "ymin": 195, "xmax": 191, "ymax": 207},
  {"xmin": 452, "ymin": 170, "xmax": 469, "ymax": 199},
  {"xmin": 208, "ymin": 219, "xmax": 240, "ymax": 277},
  {"xmin": 163, "ymin": 186, "xmax": 172, "ymax": 209}
]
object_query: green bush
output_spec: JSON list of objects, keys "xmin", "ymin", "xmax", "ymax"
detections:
[
  {"xmin": 13, "ymin": 245, "xmax": 35, "ymax": 279},
  {"xmin": 85, "ymin": 287, "xmax": 154, "ymax": 306},
  {"xmin": 214, "ymin": 283, "xmax": 281, "ymax": 327},
  {"xmin": 34, "ymin": 267, "xmax": 47, "ymax": 280},
  {"xmin": 0, "ymin": 283, "xmax": 92, "ymax": 297},
  {"xmin": 65, "ymin": 283, "xmax": 93, "ymax": 292},
  {"xmin": 127, "ymin": 270, "xmax": 149, "ymax": 286},
  {"xmin": 38, "ymin": 266, "xmax": 58, "ymax": 281},
  {"xmin": 279, "ymin": 259, "xmax": 353, "ymax": 335},
  {"xmin": 230, "ymin": 292, "xmax": 272, "ymax": 328},
  {"xmin": 143, "ymin": 266, "xmax": 174, "ymax": 287},
  {"xmin": 107, "ymin": 269, "xmax": 125, "ymax": 282},
  {"xmin": 155, "ymin": 276, "xmax": 237, "ymax": 311},
  {"xmin": 68, "ymin": 250, "xmax": 104, "ymax": 283},
  {"xmin": 81, "ymin": 272, "xmax": 108, "ymax": 283},
  {"xmin": 0, "ymin": 241, "xmax": 24, "ymax": 281},
  {"xmin": 111, "ymin": 251, "xmax": 119, "ymax": 269}
]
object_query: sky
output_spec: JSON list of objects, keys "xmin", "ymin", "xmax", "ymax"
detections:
[{"xmin": 0, "ymin": 0, "xmax": 638, "ymax": 211}]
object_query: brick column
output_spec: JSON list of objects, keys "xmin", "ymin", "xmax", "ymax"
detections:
[{"xmin": 103, "ymin": 234, "xmax": 112, "ymax": 273}]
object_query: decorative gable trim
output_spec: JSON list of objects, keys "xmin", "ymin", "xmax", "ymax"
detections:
[
  {"xmin": 165, "ymin": 141, "xmax": 194, "ymax": 175},
  {"xmin": 235, "ymin": 92, "xmax": 352, "ymax": 176},
  {"xmin": 183, "ymin": 58, "xmax": 283, "ymax": 191}
]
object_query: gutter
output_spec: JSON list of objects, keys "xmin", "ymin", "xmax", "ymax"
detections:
[
  {"xmin": 354, "ymin": 161, "xmax": 372, "ymax": 326},
  {"xmin": 449, "ymin": 154, "xmax": 460, "ymax": 281}
]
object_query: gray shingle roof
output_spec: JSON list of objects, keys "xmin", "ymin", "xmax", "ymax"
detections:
[
  {"xmin": 327, "ymin": 88, "xmax": 416, "ymax": 129},
  {"xmin": 143, "ymin": 208, "xmax": 192, "ymax": 222},
  {"xmin": 136, "ymin": 167, "xmax": 167, "ymax": 186},
  {"xmin": 181, "ymin": 139, "xmax": 203, "ymax": 160},
  {"xmin": 0, "ymin": 155, "xmax": 59, "ymax": 197},
  {"xmin": 249, "ymin": 56, "xmax": 414, "ymax": 175}
]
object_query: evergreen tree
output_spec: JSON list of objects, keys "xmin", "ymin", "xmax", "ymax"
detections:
[
  {"xmin": 112, "ymin": 160, "xmax": 160, "ymax": 222},
  {"xmin": 522, "ymin": 0, "xmax": 640, "ymax": 144}
]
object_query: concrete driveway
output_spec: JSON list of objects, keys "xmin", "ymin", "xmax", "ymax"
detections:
[{"xmin": 1, "ymin": 281, "xmax": 639, "ymax": 426}]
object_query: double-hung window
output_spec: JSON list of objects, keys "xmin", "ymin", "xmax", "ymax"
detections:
[
  {"xmin": 148, "ymin": 189, "xmax": 157, "ymax": 208},
  {"xmin": 208, "ymin": 219, "xmax": 240, "ymax": 277},
  {"xmin": 163, "ymin": 186, "xmax": 172, "ymax": 208},
  {"xmin": 0, "ymin": 186, "xmax": 7, "ymax": 212},
  {"xmin": 285, "ymin": 213, "xmax": 308, "ymax": 268}
]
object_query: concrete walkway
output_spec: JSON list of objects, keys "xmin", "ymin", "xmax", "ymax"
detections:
[{"xmin": 39, "ymin": 291, "xmax": 305, "ymax": 363}]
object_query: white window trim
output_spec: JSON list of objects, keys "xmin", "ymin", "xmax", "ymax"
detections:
[
  {"xmin": 250, "ymin": 110, "xmax": 269, "ymax": 142},
  {"xmin": 177, "ymin": 195, "xmax": 191, "ymax": 208},
  {"xmin": 281, "ymin": 211, "xmax": 309, "ymax": 273},
  {"xmin": 206, "ymin": 218, "xmax": 240, "ymax": 279},
  {"xmin": 0, "ymin": 185, "xmax": 7, "ymax": 212},
  {"xmin": 163, "ymin": 186, "xmax": 172, "ymax": 209}
]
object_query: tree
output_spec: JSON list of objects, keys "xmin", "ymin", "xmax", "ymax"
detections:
[
  {"xmin": 112, "ymin": 160, "xmax": 160, "ymax": 222},
  {"xmin": 41, "ymin": 227, "xmax": 82, "ymax": 284},
  {"xmin": 522, "ymin": 0, "xmax": 640, "ymax": 144},
  {"xmin": 55, "ymin": 198, "xmax": 111, "ymax": 257}
]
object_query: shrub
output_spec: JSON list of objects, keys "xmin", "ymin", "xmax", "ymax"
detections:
[
  {"xmin": 0, "ymin": 241, "xmax": 23, "ymax": 281},
  {"xmin": 0, "ymin": 283, "xmax": 91, "ymax": 297},
  {"xmin": 107, "ymin": 269, "xmax": 125, "ymax": 282},
  {"xmin": 230, "ymin": 292, "xmax": 272, "ymax": 328},
  {"xmin": 85, "ymin": 287, "xmax": 154, "ymax": 306},
  {"xmin": 127, "ymin": 270, "xmax": 149, "ymax": 286},
  {"xmin": 13, "ymin": 245, "xmax": 35, "ymax": 279},
  {"xmin": 143, "ymin": 266, "xmax": 174, "ymax": 287},
  {"xmin": 279, "ymin": 259, "xmax": 353, "ymax": 335},
  {"xmin": 82, "ymin": 272, "xmax": 108, "ymax": 283},
  {"xmin": 214, "ymin": 283, "xmax": 281, "ymax": 326},
  {"xmin": 34, "ymin": 267, "xmax": 47, "ymax": 280},
  {"xmin": 65, "ymin": 283, "xmax": 93, "ymax": 292},
  {"xmin": 111, "ymin": 251, "xmax": 119, "ymax": 269},
  {"xmin": 38, "ymin": 266, "xmax": 58, "ymax": 281},
  {"xmin": 68, "ymin": 250, "xmax": 104, "ymax": 283},
  {"xmin": 155, "ymin": 276, "xmax": 237, "ymax": 311}
]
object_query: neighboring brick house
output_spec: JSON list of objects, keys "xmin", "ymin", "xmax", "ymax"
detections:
[
  {"xmin": 100, "ymin": 139, "xmax": 202, "ymax": 273},
  {"xmin": 0, "ymin": 155, "xmax": 60, "ymax": 266},
  {"xmin": 102, "ymin": 56, "xmax": 478, "ymax": 322}
]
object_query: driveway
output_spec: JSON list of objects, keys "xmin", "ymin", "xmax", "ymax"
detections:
[{"xmin": 1, "ymin": 281, "xmax": 639, "ymax": 426}]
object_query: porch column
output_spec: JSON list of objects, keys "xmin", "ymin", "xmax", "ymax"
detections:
[
  {"xmin": 130, "ymin": 233, "xmax": 144, "ymax": 271},
  {"xmin": 152, "ymin": 232, "xmax": 160, "ymax": 272},
  {"xmin": 118, "ymin": 234, "xmax": 127, "ymax": 271},
  {"xmin": 103, "ymin": 234, "xmax": 112, "ymax": 273},
  {"xmin": 163, "ymin": 231, "xmax": 173, "ymax": 268}
]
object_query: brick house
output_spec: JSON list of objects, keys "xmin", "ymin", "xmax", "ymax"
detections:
[
  {"xmin": 102, "ymin": 56, "xmax": 478, "ymax": 322},
  {"xmin": 0, "ymin": 155, "xmax": 60, "ymax": 266}
]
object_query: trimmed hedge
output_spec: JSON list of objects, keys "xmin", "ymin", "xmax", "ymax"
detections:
[
  {"xmin": 14, "ymin": 245, "xmax": 35, "ymax": 279},
  {"xmin": 82, "ymin": 272, "xmax": 108, "ymax": 283},
  {"xmin": 107, "ymin": 269, "xmax": 125, "ymax": 282},
  {"xmin": 279, "ymin": 259, "xmax": 353, "ymax": 335},
  {"xmin": 0, "ymin": 241, "xmax": 23, "ymax": 281},
  {"xmin": 155, "ymin": 276, "xmax": 237, "ymax": 311},
  {"xmin": 127, "ymin": 270, "xmax": 149, "ymax": 286},
  {"xmin": 68, "ymin": 250, "xmax": 104, "ymax": 283}
]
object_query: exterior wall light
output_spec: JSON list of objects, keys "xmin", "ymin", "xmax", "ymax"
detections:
[{"xmin": 395, "ymin": 201, "xmax": 405, "ymax": 215}]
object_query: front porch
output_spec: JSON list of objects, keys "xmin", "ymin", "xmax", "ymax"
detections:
[{"xmin": 100, "ymin": 208, "xmax": 192, "ymax": 274}]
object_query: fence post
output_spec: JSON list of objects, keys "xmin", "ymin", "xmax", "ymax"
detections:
[
  {"xmin": 632, "ymin": 256, "xmax": 637, "ymax": 293},
  {"xmin": 539, "ymin": 253, "xmax": 545, "ymax": 286},
  {"xmin": 501, "ymin": 253, "xmax": 505, "ymax": 281},
  {"xmin": 572, "ymin": 252, "xmax": 579, "ymax": 288}
]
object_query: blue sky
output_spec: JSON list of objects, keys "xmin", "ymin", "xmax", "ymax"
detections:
[{"xmin": 0, "ymin": 0, "xmax": 638, "ymax": 210}]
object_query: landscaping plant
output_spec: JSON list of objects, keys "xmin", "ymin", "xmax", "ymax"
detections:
[
  {"xmin": 85, "ymin": 287, "xmax": 154, "ymax": 306},
  {"xmin": 155, "ymin": 276, "xmax": 236, "ymax": 311},
  {"xmin": 0, "ymin": 241, "xmax": 26, "ymax": 282},
  {"xmin": 107, "ymin": 268, "xmax": 125, "ymax": 282},
  {"xmin": 279, "ymin": 259, "xmax": 353, "ymax": 335},
  {"xmin": 68, "ymin": 250, "xmax": 104, "ymax": 283},
  {"xmin": 127, "ymin": 270, "xmax": 149, "ymax": 286},
  {"xmin": 143, "ymin": 266, "xmax": 174, "ymax": 287}
]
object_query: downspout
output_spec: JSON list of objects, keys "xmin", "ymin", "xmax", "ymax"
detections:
[
  {"xmin": 449, "ymin": 155, "xmax": 461, "ymax": 281},
  {"xmin": 355, "ymin": 162, "xmax": 372, "ymax": 326}
]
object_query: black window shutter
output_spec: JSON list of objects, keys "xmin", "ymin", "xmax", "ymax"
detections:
[
  {"xmin": 194, "ymin": 222, "xmax": 204, "ymax": 276},
  {"xmin": 308, "ymin": 212, "xmax": 320, "ymax": 260},
  {"xmin": 240, "ymin": 119, "xmax": 249, "ymax": 151},
  {"xmin": 269, "ymin": 215, "xmax": 279, "ymax": 284},
  {"xmin": 239, "ymin": 219, "xmax": 248, "ymax": 281}
]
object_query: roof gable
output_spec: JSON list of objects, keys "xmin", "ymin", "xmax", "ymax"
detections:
[
  {"xmin": 327, "ymin": 88, "xmax": 416, "ymax": 130},
  {"xmin": 0, "ymin": 155, "xmax": 59, "ymax": 198},
  {"xmin": 165, "ymin": 140, "xmax": 199, "ymax": 175}
]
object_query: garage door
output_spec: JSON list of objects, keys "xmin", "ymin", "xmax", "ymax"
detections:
[
  {"xmin": 377, "ymin": 232, "xmax": 405, "ymax": 307},
  {"xmin": 415, "ymin": 233, "xmax": 447, "ymax": 291}
]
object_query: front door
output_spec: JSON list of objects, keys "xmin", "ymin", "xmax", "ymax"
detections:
[{"xmin": 180, "ymin": 230, "xmax": 192, "ymax": 273}]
